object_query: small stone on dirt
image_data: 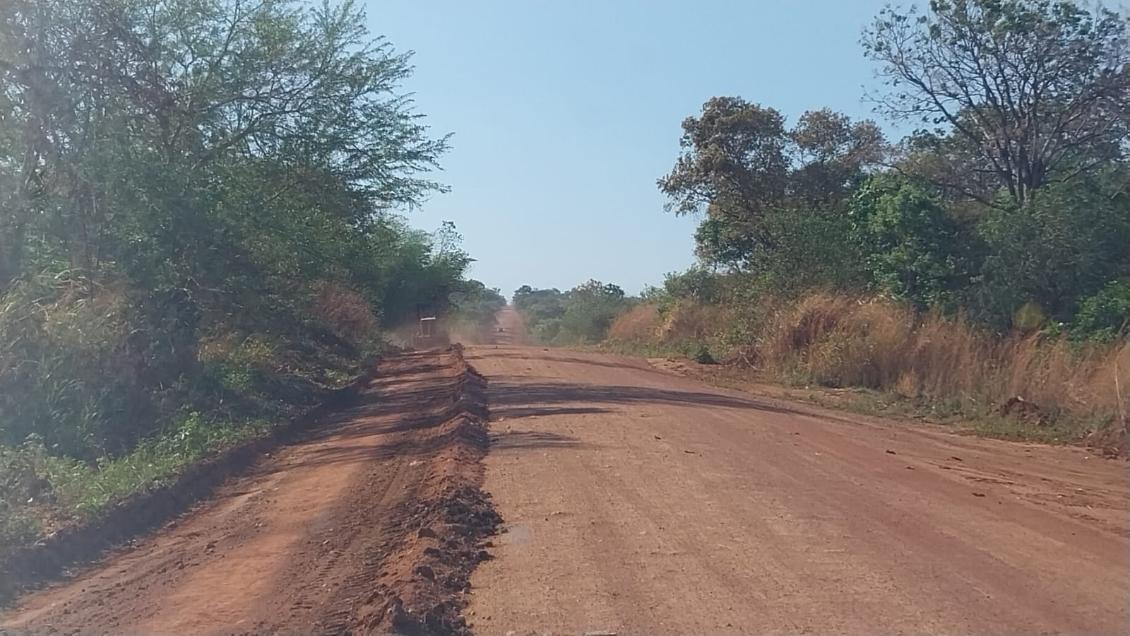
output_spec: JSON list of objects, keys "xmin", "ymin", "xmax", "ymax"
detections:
[
  {"xmin": 886, "ymin": 449, "xmax": 897, "ymax": 455},
  {"xmin": 417, "ymin": 526, "xmax": 438, "ymax": 539},
  {"xmin": 972, "ymin": 492, "xmax": 986, "ymax": 497},
  {"xmin": 415, "ymin": 565, "xmax": 435, "ymax": 580}
]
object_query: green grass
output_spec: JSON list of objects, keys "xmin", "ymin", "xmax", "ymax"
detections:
[
  {"xmin": 968, "ymin": 414, "xmax": 1105, "ymax": 445},
  {"xmin": 0, "ymin": 412, "xmax": 275, "ymax": 547},
  {"xmin": 0, "ymin": 318, "xmax": 376, "ymax": 556},
  {"xmin": 50, "ymin": 412, "xmax": 273, "ymax": 516}
]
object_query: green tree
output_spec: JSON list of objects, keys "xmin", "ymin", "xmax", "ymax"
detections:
[
  {"xmin": 659, "ymin": 97, "xmax": 883, "ymax": 269},
  {"xmin": 1071, "ymin": 279, "xmax": 1130, "ymax": 341},
  {"xmin": 559, "ymin": 280, "xmax": 630, "ymax": 344},
  {"xmin": 850, "ymin": 175, "xmax": 980, "ymax": 310},
  {"xmin": 513, "ymin": 281, "xmax": 632, "ymax": 345},
  {"xmin": 0, "ymin": 0, "xmax": 462, "ymax": 458},
  {"xmin": 513, "ymin": 286, "xmax": 566, "ymax": 343},
  {"xmin": 660, "ymin": 268, "xmax": 724, "ymax": 305},
  {"xmin": 449, "ymin": 280, "xmax": 507, "ymax": 334},
  {"xmin": 975, "ymin": 170, "xmax": 1130, "ymax": 325},
  {"xmin": 864, "ymin": 0, "xmax": 1130, "ymax": 206},
  {"xmin": 658, "ymin": 97, "xmax": 790, "ymax": 253}
]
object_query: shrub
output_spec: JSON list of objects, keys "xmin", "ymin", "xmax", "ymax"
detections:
[
  {"xmin": 310, "ymin": 282, "xmax": 379, "ymax": 348},
  {"xmin": 607, "ymin": 304, "xmax": 662, "ymax": 343},
  {"xmin": 850, "ymin": 175, "xmax": 979, "ymax": 311},
  {"xmin": 1072, "ymin": 279, "xmax": 1130, "ymax": 341},
  {"xmin": 692, "ymin": 344, "xmax": 717, "ymax": 365},
  {"xmin": 976, "ymin": 176, "xmax": 1130, "ymax": 326},
  {"xmin": 658, "ymin": 301, "xmax": 727, "ymax": 344},
  {"xmin": 0, "ymin": 272, "xmax": 156, "ymax": 458},
  {"xmin": 759, "ymin": 292, "xmax": 1127, "ymax": 442}
]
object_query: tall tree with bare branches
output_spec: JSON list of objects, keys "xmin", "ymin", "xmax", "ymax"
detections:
[{"xmin": 863, "ymin": 0, "xmax": 1130, "ymax": 206}]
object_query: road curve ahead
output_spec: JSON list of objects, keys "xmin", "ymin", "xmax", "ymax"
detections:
[{"xmin": 465, "ymin": 344, "xmax": 1128, "ymax": 635}]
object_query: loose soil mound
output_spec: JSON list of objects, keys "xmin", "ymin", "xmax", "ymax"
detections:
[
  {"xmin": 1, "ymin": 347, "xmax": 501, "ymax": 636},
  {"xmin": 0, "ymin": 367, "xmax": 375, "ymax": 605},
  {"xmin": 352, "ymin": 353, "xmax": 502, "ymax": 634}
]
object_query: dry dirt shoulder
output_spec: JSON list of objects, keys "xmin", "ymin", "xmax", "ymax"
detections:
[{"xmin": 1, "ymin": 347, "xmax": 498, "ymax": 635}]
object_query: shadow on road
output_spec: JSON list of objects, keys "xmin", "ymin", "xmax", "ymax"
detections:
[
  {"xmin": 487, "ymin": 381, "xmax": 802, "ymax": 417},
  {"xmin": 489, "ymin": 430, "xmax": 586, "ymax": 450},
  {"xmin": 468, "ymin": 350, "xmax": 650, "ymax": 372},
  {"xmin": 494, "ymin": 405, "xmax": 612, "ymax": 419}
]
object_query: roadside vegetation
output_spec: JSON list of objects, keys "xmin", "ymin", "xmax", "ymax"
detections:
[
  {"xmin": 512, "ymin": 281, "xmax": 636, "ymax": 345},
  {"xmin": 0, "ymin": 1, "xmax": 497, "ymax": 552},
  {"xmin": 517, "ymin": 0, "xmax": 1130, "ymax": 451}
]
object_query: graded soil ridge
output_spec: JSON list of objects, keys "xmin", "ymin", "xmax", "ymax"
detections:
[{"xmin": 0, "ymin": 346, "xmax": 499, "ymax": 635}]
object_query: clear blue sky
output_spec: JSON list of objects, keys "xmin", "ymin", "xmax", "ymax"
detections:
[{"xmin": 367, "ymin": 0, "xmax": 893, "ymax": 297}]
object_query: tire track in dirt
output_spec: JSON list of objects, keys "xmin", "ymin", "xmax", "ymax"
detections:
[{"xmin": 0, "ymin": 346, "xmax": 499, "ymax": 635}]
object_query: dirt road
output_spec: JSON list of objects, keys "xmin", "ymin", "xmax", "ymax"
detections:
[
  {"xmin": 2, "ymin": 321, "xmax": 1127, "ymax": 635},
  {"xmin": 1, "ymin": 349, "xmax": 497, "ymax": 635},
  {"xmin": 464, "ymin": 339, "xmax": 1128, "ymax": 632}
]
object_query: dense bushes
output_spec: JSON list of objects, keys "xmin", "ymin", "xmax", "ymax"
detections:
[
  {"xmin": 0, "ymin": 273, "xmax": 157, "ymax": 458},
  {"xmin": 975, "ymin": 175, "xmax": 1130, "ymax": 327},
  {"xmin": 0, "ymin": 0, "xmax": 495, "ymax": 544},
  {"xmin": 758, "ymin": 294, "xmax": 1129, "ymax": 441},
  {"xmin": 606, "ymin": 287, "xmax": 1129, "ymax": 446},
  {"xmin": 1073, "ymin": 280, "xmax": 1130, "ymax": 341}
]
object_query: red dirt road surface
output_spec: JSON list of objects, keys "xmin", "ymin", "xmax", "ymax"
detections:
[
  {"xmin": 463, "ymin": 311, "xmax": 1128, "ymax": 634},
  {"xmin": 2, "ymin": 313, "xmax": 1127, "ymax": 634}
]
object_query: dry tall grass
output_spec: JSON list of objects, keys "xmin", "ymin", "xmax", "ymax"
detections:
[
  {"xmin": 310, "ymin": 282, "xmax": 379, "ymax": 347},
  {"xmin": 760, "ymin": 293, "xmax": 1129, "ymax": 445},
  {"xmin": 658, "ymin": 301, "xmax": 728, "ymax": 343},
  {"xmin": 607, "ymin": 304, "xmax": 662, "ymax": 343},
  {"xmin": 607, "ymin": 301, "xmax": 728, "ymax": 351},
  {"xmin": 605, "ymin": 291, "xmax": 1127, "ymax": 446}
]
